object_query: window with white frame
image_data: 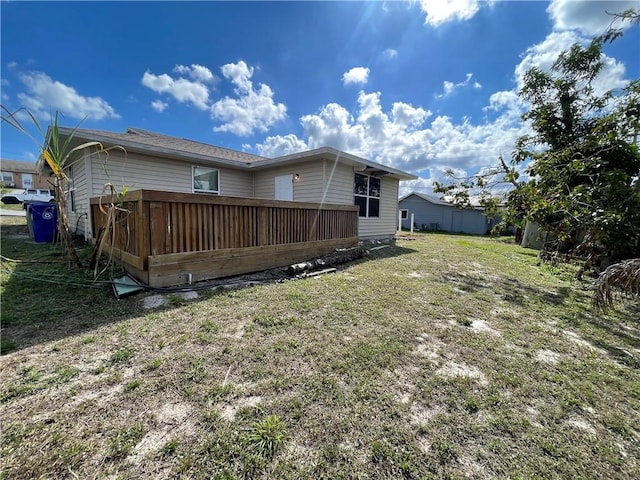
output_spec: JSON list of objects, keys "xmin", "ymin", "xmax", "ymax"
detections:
[
  {"xmin": 193, "ymin": 166, "xmax": 220, "ymax": 194},
  {"xmin": 354, "ymin": 173, "xmax": 380, "ymax": 218}
]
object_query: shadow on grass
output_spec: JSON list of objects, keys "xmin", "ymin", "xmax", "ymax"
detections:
[
  {"xmin": 1, "ymin": 233, "xmax": 417, "ymax": 354},
  {"xmin": 1, "ymin": 231, "xmax": 142, "ymax": 355},
  {"xmin": 582, "ymin": 303, "xmax": 640, "ymax": 368},
  {"xmin": 439, "ymin": 261, "xmax": 640, "ymax": 368},
  {"xmin": 439, "ymin": 269, "xmax": 573, "ymax": 307}
]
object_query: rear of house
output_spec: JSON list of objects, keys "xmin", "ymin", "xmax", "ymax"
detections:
[
  {"xmin": 399, "ymin": 192, "xmax": 494, "ymax": 235},
  {"xmin": 54, "ymin": 127, "xmax": 415, "ymax": 242}
]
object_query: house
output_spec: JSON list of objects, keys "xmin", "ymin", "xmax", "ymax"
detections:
[
  {"xmin": 0, "ymin": 159, "xmax": 50, "ymax": 190},
  {"xmin": 398, "ymin": 191, "xmax": 496, "ymax": 235},
  {"xmin": 49, "ymin": 127, "xmax": 416, "ymax": 286},
  {"xmin": 54, "ymin": 127, "xmax": 416, "ymax": 240}
]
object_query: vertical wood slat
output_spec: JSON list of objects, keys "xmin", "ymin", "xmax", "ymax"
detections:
[{"xmin": 91, "ymin": 192, "xmax": 358, "ymax": 257}]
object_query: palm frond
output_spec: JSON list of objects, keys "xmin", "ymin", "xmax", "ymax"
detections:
[{"xmin": 593, "ymin": 258, "xmax": 640, "ymax": 311}]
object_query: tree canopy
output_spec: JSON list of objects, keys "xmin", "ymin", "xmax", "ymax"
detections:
[{"xmin": 435, "ymin": 13, "xmax": 640, "ymax": 269}]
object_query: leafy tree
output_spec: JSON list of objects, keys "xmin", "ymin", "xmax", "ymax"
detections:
[{"xmin": 436, "ymin": 12, "xmax": 640, "ymax": 271}]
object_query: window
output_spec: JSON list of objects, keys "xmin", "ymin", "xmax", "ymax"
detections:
[
  {"xmin": 22, "ymin": 173, "xmax": 33, "ymax": 189},
  {"xmin": 0, "ymin": 171, "xmax": 13, "ymax": 186},
  {"xmin": 354, "ymin": 173, "xmax": 380, "ymax": 218},
  {"xmin": 400, "ymin": 209, "xmax": 408, "ymax": 220},
  {"xmin": 193, "ymin": 166, "xmax": 219, "ymax": 194}
]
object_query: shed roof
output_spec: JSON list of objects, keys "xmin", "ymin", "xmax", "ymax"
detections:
[
  {"xmin": 399, "ymin": 191, "xmax": 486, "ymax": 210},
  {"xmin": 399, "ymin": 191, "xmax": 452, "ymax": 206}
]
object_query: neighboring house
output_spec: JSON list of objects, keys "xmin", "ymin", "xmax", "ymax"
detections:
[
  {"xmin": 0, "ymin": 159, "xmax": 49, "ymax": 190},
  {"xmin": 399, "ymin": 191, "xmax": 497, "ymax": 235},
  {"xmin": 52, "ymin": 127, "xmax": 416, "ymax": 241}
]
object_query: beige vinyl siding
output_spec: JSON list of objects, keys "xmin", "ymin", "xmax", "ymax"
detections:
[
  {"xmin": 90, "ymin": 151, "xmax": 191, "ymax": 195},
  {"xmin": 253, "ymin": 161, "xmax": 325, "ymax": 202},
  {"xmin": 66, "ymin": 153, "xmax": 90, "ymax": 239},
  {"xmin": 358, "ymin": 176, "xmax": 399, "ymax": 239},
  {"xmin": 90, "ymin": 151, "xmax": 252, "ymax": 197},
  {"xmin": 323, "ymin": 160, "xmax": 354, "ymax": 204},
  {"xmin": 220, "ymin": 168, "xmax": 253, "ymax": 197}
]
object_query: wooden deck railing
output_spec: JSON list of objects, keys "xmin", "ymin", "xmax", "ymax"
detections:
[{"xmin": 90, "ymin": 189, "xmax": 359, "ymax": 286}]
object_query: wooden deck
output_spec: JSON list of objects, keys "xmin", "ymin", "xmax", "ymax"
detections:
[{"xmin": 90, "ymin": 189, "xmax": 359, "ymax": 287}]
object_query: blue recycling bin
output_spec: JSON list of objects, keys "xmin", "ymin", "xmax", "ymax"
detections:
[{"xmin": 28, "ymin": 201, "xmax": 58, "ymax": 243}]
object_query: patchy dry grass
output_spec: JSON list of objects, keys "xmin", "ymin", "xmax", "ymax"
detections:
[{"xmin": 1, "ymin": 224, "xmax": 639, "ymax": 479}]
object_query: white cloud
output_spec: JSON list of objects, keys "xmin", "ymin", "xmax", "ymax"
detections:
[
  {"xmin": 210, "ymin": 60, "xmax": 287, "ymax": 136},
  {"xmin": 514, "ymin": 30, "xmax": 629, "ymax": 96},
  {"xmin": 142, "ymin": 70, "xmax": 211, "ymax": 110},
  {"xmin": 342, "ymin": 67, "xmax": 370, "ymax": 86},
  {"xmin": 151, "ymin": 99, "xmax": 169, "ymax": 112},
  {"xmin": 548, "ymin": 0, "xmax": 638, "ymax": 36},
  {"xmin": 249, "ymin": 85, "xmax": 530, "ymax": 195},
  {"xmin": 420, "ymin": 0, "xmax": 492, "ymax": 27},
  {"xmin": 1, "ymin": 78, "xmax": 9, "ymax": 86},
  {"xmin": 436, "ymin": 73, "xmax": 481, "ymax": 98},
  {"xmin": 383, "ymin": 48, "xmax": 398, "ymax": 60},
  {"xmin": 256, "ymin": 134, "xmax": 308, "ymax": 157},
  {"xmin": 399, "ymin": 177, "xmax": 437, "ymax": 197},
  {"xmin": 172, "ymin": 64, "xmax": 216, "ymax": 84},
  {"xmin": 514, "ymin": 30, "xmax": 581, "ymax": 89},
  {"xmin": 16, "ymin": 71, "xmax": 119, "ymax": 120},
  {"xmin": 7, "ymin": 61, "xmax": 17, "ymax": 70}
]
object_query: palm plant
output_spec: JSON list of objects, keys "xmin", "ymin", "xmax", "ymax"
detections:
[{"xmin": 2, "ymin": 106, "xmax": 107, "ymax": 267}]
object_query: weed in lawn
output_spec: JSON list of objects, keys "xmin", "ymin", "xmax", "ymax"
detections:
[
  {"xmin": 456, "ymin": 317, "xmax": 473, "ymax": 327},
  {"xmin": 124, "ymin": 379, "xmax": 142, "ymax": 392},
  {"xmin": 142, "ymin": 357, "xmax": 163, "ymax": 371},
  {"xmin": 54, "ymin": 366, "xmax": 79, "ymax": 384},
  {"xmin": 245, "ymin": 414, "xmax": 288, "ymax": 459},
  {"xmin": 186, "ymin": 358, "xmax": 208, "ymax": 383},
  {"xmin": 106, "ymin": 424, "xmax": 144, "ymax": 459},
  {"xmin": 158, "ymin": 437, "xmax": 179, "ymax": 457},
  {"xmin": 166, "ymin": 294, "xmax": 186, "ymax": 307},
  {"xmin": 110, "ymin": 347, "xmax": 134, "ymax": 364}
]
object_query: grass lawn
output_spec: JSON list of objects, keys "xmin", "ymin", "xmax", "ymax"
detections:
[{"xmin": 1, "ymin": 218, "xmax": 639, "ymax": 479}]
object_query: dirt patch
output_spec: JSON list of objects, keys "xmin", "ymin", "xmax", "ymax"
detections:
[
  {"xmin": 534, "ymin": 349, "xmax": 561, "ymax": 364},
  {"xmin": 563, "ymin": 331, "xmax": 607, "ymax": 354},
  {"xmin": 409, "ymin": 403, "xmax": 444, "ymax": 426},
  {"xmin": 565, "ymin": 415, "xmax": 597, "ymax": 435},
  {"xmin": 219, "ymin": 396, "xmax": 263, "ymax": 422},
  {"xmin": 470, "ymin": 319, "xmax": 501, "ymax": 336},
  {"xmin": 222, "ymin": 322, "xmax": 246, "ymax": 340},
  {"xmin": 389, "ymin": 365, "xmax": 420, "ymax": 404},
  {"xmin": 435, "ymin": 361, "xmax": 489, "ymax": 387},
  {"xmin": 130, "ymin": 402, "xmax": 195, "ymax": 464}
]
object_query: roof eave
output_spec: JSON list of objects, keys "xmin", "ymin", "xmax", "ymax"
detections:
[{"xmin": 252, "ymin": 147, "xmax": 417, "ymax": 180}]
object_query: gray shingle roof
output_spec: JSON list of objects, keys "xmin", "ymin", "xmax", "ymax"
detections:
[
  {"xmin": 57, "ymin": 126, "xmax": 416, "ymax": 180},
  {"xmin": 66, "ymin": 127, "xmax": 266, "ymax": 166}
]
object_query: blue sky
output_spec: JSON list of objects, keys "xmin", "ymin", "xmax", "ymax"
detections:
[{"xmin": 1, "ymin": 0, "xmax": 638, "ymax": 195}]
